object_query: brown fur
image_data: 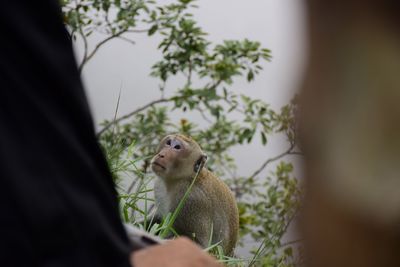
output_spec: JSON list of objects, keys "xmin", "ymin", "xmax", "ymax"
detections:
[{"xmin": 151, "ymin": 134, "xmax": 239, "ymax": 255}]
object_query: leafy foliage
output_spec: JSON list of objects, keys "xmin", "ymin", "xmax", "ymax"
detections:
[{"xmin": 62, "ymin": 0, "xmax": 302, "ymax": 265}]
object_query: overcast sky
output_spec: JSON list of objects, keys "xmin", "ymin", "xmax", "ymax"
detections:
[{"xmin": 75, "ymin": 0, "xmax": 308, "ymax": 177}]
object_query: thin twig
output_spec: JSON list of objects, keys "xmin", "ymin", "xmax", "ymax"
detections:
[
  {"xmin": 249, "ymin": 144, "xmax": 295, "ymax": 179},
  {"xmin": 209, "ymin": 79, "xmax": 222, "ymax": 90},
  {"xmin": 126, "ymin": 29, "xmax": 151, "ymax": 33},
  {"xmin": 160, "ymin": 81, "xmax": 166, "ymax": 99},
  {"xmin": 288, "ymin": 151, "xmax": 302, "ymax": 156},
  {"xmin": 187, "ymin": 57, "xmax": 193, "ymax": 85},
  {"xmin": 117, "ymin": 36, "xmax": 136, "ymax": 46},
  {"xmin": 79, "ymin": 29, "xmax": 127, "ymax": 73},
  {"xmin": 195, "ymin": 107, "xmax": 213, "ymax": 123},
  {"xmin": 74, "ymin": 1, "xmax": 89, "ymax": 74}
]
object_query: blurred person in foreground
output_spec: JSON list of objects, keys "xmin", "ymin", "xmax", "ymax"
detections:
[
  {"xmin": 0, "ymin": 1, "xmax": 219, "ymax": 266},
  {"xmin": 300, "ymin": 0, "xmax": 400, "ymax": 266}
]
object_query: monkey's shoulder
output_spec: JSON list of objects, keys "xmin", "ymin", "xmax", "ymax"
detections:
[{"xmin": 197, "ymin": 169, "xmax": 233, "ymax": 194}]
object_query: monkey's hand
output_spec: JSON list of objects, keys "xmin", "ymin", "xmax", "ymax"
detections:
[{"xmin": 130, "ymin": 237, "xmax": 222, "ymax": 267}]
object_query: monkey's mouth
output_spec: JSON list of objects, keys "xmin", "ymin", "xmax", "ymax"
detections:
[{"xmin": 152, "ymin": 161, "xmax": 166, "ymax": 170}]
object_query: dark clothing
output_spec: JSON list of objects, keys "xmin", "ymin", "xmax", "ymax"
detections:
[{"xmin": 0, "ymin": 1, "xmax": 131, "ymax": 266}]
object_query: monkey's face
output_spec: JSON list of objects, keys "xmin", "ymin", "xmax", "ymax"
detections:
[{"xmin": 151, "ymin": 134, "xmax": 205, "ymax": 181}]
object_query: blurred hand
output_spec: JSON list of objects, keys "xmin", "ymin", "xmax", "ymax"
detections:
[{"xmin": 131, "ymin": 237, "xmax": 222, "ymax": 267}]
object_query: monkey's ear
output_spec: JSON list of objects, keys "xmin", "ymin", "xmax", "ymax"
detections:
[{"xmin": 194, "ymin": 154, "xmax": 208, "ymax": 172}]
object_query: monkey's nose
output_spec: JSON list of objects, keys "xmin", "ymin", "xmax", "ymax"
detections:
[{"xmin": 158, "ymin": 153, "xmax": 165, "ymax": 158}]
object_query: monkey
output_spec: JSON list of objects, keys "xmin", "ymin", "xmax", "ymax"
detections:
[{"xmin": 150, "ymin": 134, "xmax": 239, "ymax": 255}]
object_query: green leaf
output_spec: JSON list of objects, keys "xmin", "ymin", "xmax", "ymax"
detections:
[
  {"xmin": 247, "ymin": 70, "xmax": 254, "ymax": 82},
  {"xmin": 261, "ymin": 131, "xmax": 267, "ymax": 145},
  {"xmin": 148, "ymin": 24, "xmax": 158, "ymax": 36}
]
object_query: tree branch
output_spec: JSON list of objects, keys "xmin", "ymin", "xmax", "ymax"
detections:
[
  {"xmin": 96, "ymin": 76, "xmax": 225, "ymax": 137},
  {"xmin": 97, "ymin": 98, "xmax": 172, "ymax": 137},
  {"xmin": 77, "ymin": 26, "xmax": 153, "ymax": 73},
  {"xmin": 74, "ymin": 1, "xmax": 89, "ymax": 74},
  {"xmin": 126, "ymin": 29, "xmax": 152, "ymax": 33},
  {"xmin": 195, "ymin": 107, "xmax": 212, "ymax": 124},
  {"xmin": 289, "ymin": 151, "xmax": 302, "ymax": 156},
  {"xmin": 117, "ymin": 35, "xmax": 136, "ymax": 46},
  {"xmin": 249, "ymin": 144, "xmax": 295, "ymax": 179},
  {"xmin": 79, "ymin": 40, "xmax": 89, "ymax": 69},
  {"xmin": 79, "ymin": 29, "xmax": 128, "ymax": 73}
]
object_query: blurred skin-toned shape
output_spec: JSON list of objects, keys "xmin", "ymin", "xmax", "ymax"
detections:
[
  {"xmin": 131, "ymin": 238, "xmax": 222, "ymax": 267},
  {"xmin": 301, "ymin": 1, "xmax": 400, "ymax": 266}
]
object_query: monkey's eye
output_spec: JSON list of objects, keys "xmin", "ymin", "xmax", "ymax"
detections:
[
  {"xmin": 166, "ymin": 140, "xmax": 171, "ymax": 146},
  {"xmin": 174, "ymin": 145, "xmax": 181, "ymax": 150}
]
